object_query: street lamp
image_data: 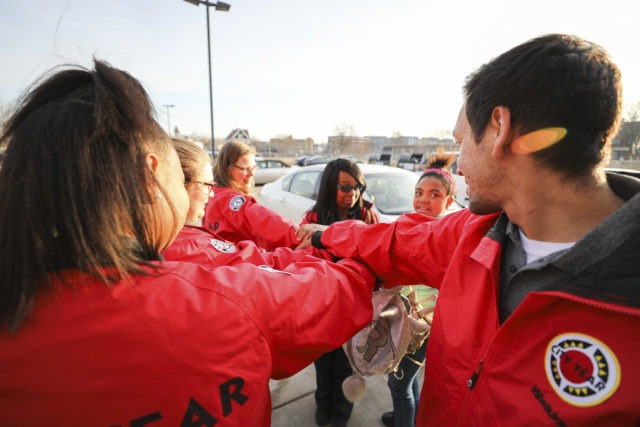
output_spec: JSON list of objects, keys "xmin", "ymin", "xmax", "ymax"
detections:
[
  {"xmin": 162, "ymin": 104, "xmax": 175, "ymax": 136},
  {"xmin": 183, "ymin": 0, "xmax": 231, "ymax": 158}
]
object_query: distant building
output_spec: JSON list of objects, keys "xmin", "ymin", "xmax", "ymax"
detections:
[
  {"xmin": 613, "ymin": 120, "xmax": 640, "ymax": 160},
  {"xmin": 256, "ymin": 135, "xmax": 314, "ymax": 157},
  {"xmin": 326, "ymin": 135, "xmax": 372, "ymax": 160},
  {"xmin": 224, "ymin": 128, "xmax": 251, "ymax": 144}
]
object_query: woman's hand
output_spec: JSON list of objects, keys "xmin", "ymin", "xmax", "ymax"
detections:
[{"xmin": 296, "ymin": 223, "xmax": 328, "ymax": 242}]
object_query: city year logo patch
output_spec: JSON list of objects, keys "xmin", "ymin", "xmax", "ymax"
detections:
[
  {"xmin": 209, "ymin": 239, "xmax": 236, "ymax": 253},
  {"xmin": 229, "ymin": 195, "xmax": 246, "ymax": 211},
  {"xmin": 544, "ymin": 332, "xmax": 620, "ymax": 407}
]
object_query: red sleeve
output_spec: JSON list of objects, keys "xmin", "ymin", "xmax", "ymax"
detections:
[
  {"xmin": 241, "ymin": 256, "xmax": 376, "ymax": 378},
  {"xmin": 300, "ymin": 210, "xmax": 317, "ymax": 226},
  {"xmin": 182, "ymin": 255, "xmax": 376, "ymax": 379},
  {"xmin": 318, "ymin": 210, "xmax": 476, "ymax": 288},
  {"xmin": 203, "ymin": 187, "xmax": 300, "ymax": 251},
  {"xmin": 263, "ymin": 246, "xmax": 335, "ymax": 269}
]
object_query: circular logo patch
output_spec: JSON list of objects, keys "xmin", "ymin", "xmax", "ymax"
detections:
[
  {"xmin": 209, "ymin": 238, "xmax": 236, "ymax": 253},
  {"xmin": 544, "ymin": 332, "xmax": 620, "ymax": 407},
  {"xmin": 229, "ymin": 195, "xmax": 246, "ymax": 211}
]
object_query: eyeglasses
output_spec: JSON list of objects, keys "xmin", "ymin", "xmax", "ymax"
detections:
[
  {"xmin": 337, "ymin": 184, "xmax": 365, "ymax": 193},
  {"xmin": 187, "ymin": 180, "xmax": 214, "ymax": 195},
  {"xmin": 233, "ymin": 164, "xmax": 258, "ymax": 174}
]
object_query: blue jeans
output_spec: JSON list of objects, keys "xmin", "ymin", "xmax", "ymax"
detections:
[{"xmin": 387, "ymin": 339, "xmax": 428, "ymax": 427}]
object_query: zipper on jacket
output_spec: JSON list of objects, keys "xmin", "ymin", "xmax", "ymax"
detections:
[
  {"xmin": 466, "ymin": 360, "xmax": 484, "ymax": 389},
  {"xmin": 455, "ymin": 291, "xmax": 640, "ymax": 426}
]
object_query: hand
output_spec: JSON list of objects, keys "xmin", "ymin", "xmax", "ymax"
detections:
[
  {"xmin": 295, "ymin": 237, "xmax": 312, "ymax": 250},
  {"xmin": 296, "ymin": 223, "xmax": 328, "ymax": 241}
]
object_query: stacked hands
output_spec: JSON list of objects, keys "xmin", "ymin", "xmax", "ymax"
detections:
[{"xmin": 295, "ymin": 223, "xmax": 327, "ymax": 249}]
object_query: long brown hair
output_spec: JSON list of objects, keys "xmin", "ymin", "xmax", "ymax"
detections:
[
  {"xmin": 0, "ymin": 60, "xmax": 174, "ymax": 332},
  {"xmin": 172, "ymin": 138, "xmax": 212, "ymax": 183},
  {"xmin": 213, "ymin": 140, "xmax": 255, "ymax": 193}
]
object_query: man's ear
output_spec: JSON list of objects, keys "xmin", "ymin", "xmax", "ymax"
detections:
[{"xmin": 489, "ymin": 106, "xmax": 511, "ymax": 159}]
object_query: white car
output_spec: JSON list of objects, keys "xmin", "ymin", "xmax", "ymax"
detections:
[
  {"xmin": 259, "ymin": 163, "xmax": 423, "ymax": 223},
  {"xmin": 253, "ymin": 158, "xmax": 297, "ymax": 185},
  {"xmin": 453, "ymin": 174, "xmax": 469, "ymax": 208}
]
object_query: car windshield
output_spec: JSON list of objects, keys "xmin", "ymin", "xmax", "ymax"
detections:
[{"xmin": 364, "ymin": 173, "xmax": 417, "ymax": 215}]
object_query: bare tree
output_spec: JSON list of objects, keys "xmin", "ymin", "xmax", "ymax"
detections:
[
  {"xmin": 330, "ymin": 122, "xmax": 356, "ymax": 155},
  {"xmin": 625, "ymin": 101, "xmax": 640, "ymax": 122},
  {"xmin": 429, "ymin": 128, "xmax": 454, "ymax": 139}
]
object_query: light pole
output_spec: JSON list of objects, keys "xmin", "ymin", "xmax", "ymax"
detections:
[
  {"xmin": 162, "ymin": 104, "xmax": 175, "ymax": 136},
  {"xmin": 183, "ymin": 0, "xmax": 231, "ymax": 158}
]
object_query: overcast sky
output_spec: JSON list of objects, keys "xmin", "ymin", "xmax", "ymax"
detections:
[{"xmin": 1, "ymin": 0, "xmax": 638, "ymax": 143}]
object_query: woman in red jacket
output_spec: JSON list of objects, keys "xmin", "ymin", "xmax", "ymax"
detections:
[
  {"xmin": 202, "ymin": 140, "xmax": 301, "ymax": 250},
  {"xmin": 299, "ymin": 158, "xmax": 379, "ymax": 427},
  {"xmin": 0, "ymin": 60, "xmax": 378, "ymax": 427},
  {"xmin": 172, "ymin": 137, "xmax": 214, "ymax": 226},
  {"xmin": 165, "ymin": 138, "xmax": 334, "ymax": 268}
]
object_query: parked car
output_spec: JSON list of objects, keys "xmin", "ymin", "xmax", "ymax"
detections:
[
  {"xmin": 253, "ymin": 158, "xmax": 297, "ymax": 185},
  {"xmin": 452, "ymin": 174, "xmax": 469, "ymax": 208},
  {"xmin": 259, "ymin": 163, "xmax": 436, "ymax": 223},
  {"xmin": 605, "ymin": 167, "xmax": 640, "ymax": 179},
  {"xmin": 397, "ymin": 153, "xmax": 421, "ymax": 171},
  {"xmin": 295, "ymin": 154, "xmax": 313, "ymax": 166},
  {"xmin": 303, "ymin": 155, "xmax": 333, "ymax": 166}
]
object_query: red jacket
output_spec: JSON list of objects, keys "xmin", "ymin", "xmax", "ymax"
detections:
[
  {"xmin": 300, "ymin": 201, "xmax": 379, "ymax": 226},
  {"xmin": 163, "ymin": 224, "xmax": 334, "ymax": 268},
  {"xmin": 317, "ymin": 210, "xmax": 640, "ymax": 426},
  {"xmin": 0, "ymin": 259, "xmax": 375, "ymax": 426},
  {"xmin": 203, "ymin": 186, "xmax": 300, "ymax": 251}
]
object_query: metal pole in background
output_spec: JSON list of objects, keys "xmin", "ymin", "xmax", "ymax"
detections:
[
  {"xmin": 183, "ymin": 1, "xmax": 230, "ymax": 158},
  {"xmin": 206, "ymin": 7, "xmax": 215, "ymax": 156},
  {"xmin": 162, "ymin": 104, "xmax": 175, "ymax": 136}
]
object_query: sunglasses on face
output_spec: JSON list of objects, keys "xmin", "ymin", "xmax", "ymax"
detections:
[{"xmin": 337, "ymin": 184, "xmax": 365, "ymax": 193}]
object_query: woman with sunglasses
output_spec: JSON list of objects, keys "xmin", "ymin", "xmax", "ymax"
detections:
[
  {"xmin": 202, "ymin": 140, "xmax": 301, "ymax": 251},
  {"xmin": 299, "ymin": 158, "xmax": 379, "ymax": 427}
]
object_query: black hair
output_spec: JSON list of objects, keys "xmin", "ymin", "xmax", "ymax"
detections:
[
  {"xmin": 308, "ymin": 158, "xmax": 377, "ymax": 225},
  {"xmin": 464, "ymin": 33, "xmax": 622, "ymax": 178},
  {"xmin": 0, "ymin": 59, "xmax": 173, "ymax": 332},
  {"xmin": 419, "ymin": 151, "xmax": 457, "ymax": 196}
]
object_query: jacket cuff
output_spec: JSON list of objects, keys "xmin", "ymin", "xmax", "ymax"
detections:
[{"xmin": 311, "ymin": 231, "xmax": 325, "ymax": 249}]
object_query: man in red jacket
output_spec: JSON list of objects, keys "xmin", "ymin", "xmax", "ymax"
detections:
[{"xmin": 305, "ymin": 34, "xmax": 640, "ymax": 426}]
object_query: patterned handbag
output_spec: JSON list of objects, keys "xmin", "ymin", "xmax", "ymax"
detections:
[{"xmin": 341, "ymin": 287, "xmax": 434, "ymax": 401}]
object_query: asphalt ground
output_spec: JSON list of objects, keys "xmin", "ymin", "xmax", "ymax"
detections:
[{"xmin": 270, "ymin": 363, "xmax": 427, "ymax": 427}]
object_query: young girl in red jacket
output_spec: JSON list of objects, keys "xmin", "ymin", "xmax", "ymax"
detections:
[{"xmin": 381, "ymin": 152, "xmax": 456, "ymax": 427}]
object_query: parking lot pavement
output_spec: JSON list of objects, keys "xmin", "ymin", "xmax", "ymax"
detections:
[{"xmin": 270, "ymin": 363, "xmax": 416, "ymax": 427}]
